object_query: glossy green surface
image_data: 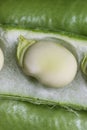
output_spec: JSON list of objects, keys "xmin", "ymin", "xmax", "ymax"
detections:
[
  {"xmin": 0, "ymin": 99, "xmax": 87, "ymax": 130},
  {"xmin": 0, "ymin": 0, "xmax": 87, "ymax": 36}
]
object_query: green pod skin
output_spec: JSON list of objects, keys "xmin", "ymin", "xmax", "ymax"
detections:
[
  {"xmin": 0, "ymin": 0, "xmax": 87, "ymax": 36},
  {"xmin": 0, "ymin": 100, "xmax": 87, "ymax": 130}
]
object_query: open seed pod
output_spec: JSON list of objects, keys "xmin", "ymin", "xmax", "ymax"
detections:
[{"xmin": 1, "ymin": 0, "xmax": 87, "ymax": 129}]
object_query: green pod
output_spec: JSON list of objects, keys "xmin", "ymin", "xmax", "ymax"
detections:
[
  {"xmin": 0, "ymin": 0, "xmax": 87, "ymax": 36},
  {"xmin": 0, "ymin": 99, "xmax": 87, "ymax": 130},
  {"xmin": 0, "ymin": 0, "xmax": 87, "ymax": 129}
]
